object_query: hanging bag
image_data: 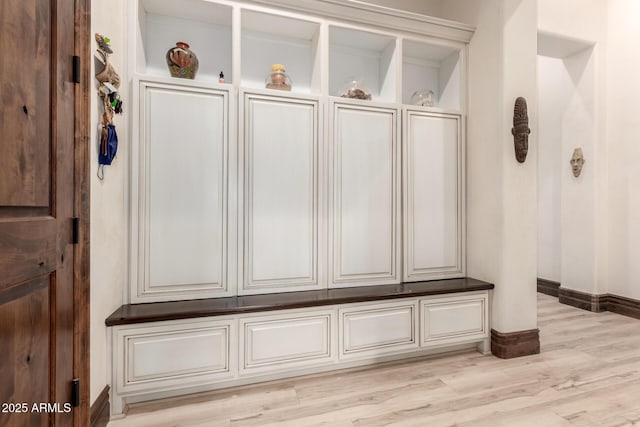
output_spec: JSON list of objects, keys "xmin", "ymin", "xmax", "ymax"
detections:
[{"xmin": 97, "ymin": 105, "xmax": 118, "ymax": 180}]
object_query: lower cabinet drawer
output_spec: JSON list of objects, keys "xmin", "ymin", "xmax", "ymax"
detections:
[
  {"xmin": 240, "ymin": 310, "xmax": 335, "ymax": 374},
  {"xmin": 420, "ymin": 293, "xmax": 488, "ymax": 347},
  {"xmin": 339, "ymin": 301, "xmax": 418, "ymax": 358},
  {"xmin": 114, "ymin": 318, "xmax": 236, "ymax": 393}
]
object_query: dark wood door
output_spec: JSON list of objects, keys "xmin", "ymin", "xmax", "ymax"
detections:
[{"xmin": 0, "ymin": 1, "xmax": 86, "ymax": 426}]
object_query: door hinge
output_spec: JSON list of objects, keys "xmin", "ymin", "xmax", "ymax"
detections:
[
  {"xmin": 72, "ymin": 217, "xmax": 80, "ymax": 244},
  {"xmin": 71, "ymin": 378, "xmax": 80, "ymax": 408},
  {"xmin": 72, "ymin": 56, "xmax": 81, "ymax": 83}
]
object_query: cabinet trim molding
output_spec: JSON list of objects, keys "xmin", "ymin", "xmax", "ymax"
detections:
[{"xmin": 245, "ymin": 0, "xmax": 475, "ymax": 43}]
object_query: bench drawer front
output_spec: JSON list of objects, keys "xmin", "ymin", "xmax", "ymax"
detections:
[
  {"xmin": 115, "ymin": 319, "xmax": 236, "ymax": 393},
  {"xmin": 340, "ymin": 301, "xmax": 418, "ymax": 358},
  {"xmin": 240, "ymin": 310, "xmax": 335, "ymax": 373},
  {"xmin": 421, "ymin": 293, "xmax": 488, "ymax": 346}
]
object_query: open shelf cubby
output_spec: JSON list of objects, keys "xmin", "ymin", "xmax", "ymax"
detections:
[
  {"xmin": 241, "ymin": 10, "xmax": 321, "ymax": 94},
  {"xmin": 138, "ymin": 0, "xmax": 233, "ymax": 83},
  {"xmin": 402, "ymin": 39, "xmax": 461, "ymax": 110},
  {"xmin": 329, "ymin": 26, "xmax": 397, "ymax": 103}
]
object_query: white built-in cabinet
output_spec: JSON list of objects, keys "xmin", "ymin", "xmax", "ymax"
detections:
[
  {"xmin": 127, "ymin": 0, "xmax": 471, "ymax": 300},
  {"xmin": 115, "ymin": 1, "xmax": 479, "ymax": 413}
]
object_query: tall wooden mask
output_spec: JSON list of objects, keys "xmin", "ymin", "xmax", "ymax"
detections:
[{"xmin": 511, "ymin": 97, "xmax": 530, "ymax": 163}]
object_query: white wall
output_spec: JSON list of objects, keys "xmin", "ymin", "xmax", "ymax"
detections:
[
  {"xmin": 538, "ymin": 0, "xmax": 601, "ymax": 43},
  {"xmin": 536, "ymin": 56, "xmax": 565, "ymax": 283},
  {"xmin": 537, "ymin": 48, "xmax": 598, "ymax": 289},
  {"xmin": 606, "ymin": 0, "xmax": 640, "ymax": 300},
  {"xmin": 90, "ymin": 0, "xmax": 127, "ymax": 404},
  {"xmin": 560, "ymin": 47, "xmax": 600, "ymax": 294},
  {"xmin": 537, "ymin": 0, "xmax": 607, "ymax": 295}
]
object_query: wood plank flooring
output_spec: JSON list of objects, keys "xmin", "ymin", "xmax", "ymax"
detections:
[{"xmin": 108, "ymin": 294, "xmax": 640, "ymax": 426}]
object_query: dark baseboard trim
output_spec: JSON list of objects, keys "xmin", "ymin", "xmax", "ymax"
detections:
[
  {"xmin": 537, "ymin": 278, "xmax": 560, "ymax": 297},
  {"xmin": 558, "ymin": 287, "xmax": 607, "ymax": 312},
  {"xmin": 556, "ymin": 288, "xmax": 640, "ymax": 320},
  {"xmin": 603, "ymin": 294, "xmax": 640, "ymax": 320},
  {"xmin": 90, "ymin": 385, "xmax": 110, "ymax": 427},
  {"xmin": 491, "ymin": 328, "xmax": 540, "ymax": 359}
]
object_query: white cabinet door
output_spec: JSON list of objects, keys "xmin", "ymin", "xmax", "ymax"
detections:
[
  {"xmin": 420, "ymin": 293, "xmax": 488, "ymax": 347},
  {"xmin": 240, "ymin": 310, "xmax": 335, "ymax": 374},
  {"xmin": 113, "ymin": 318, "xmax": 236, "ymax": 396},
  {"xmin": 133, "ymin": 80, "xmax": 229, "ymax": 302},
  {"xmin": 330, "ymin": 101, "xmax": 400, "ymax": 287},
  {"xmin": 403, "ymin": 109, "xmax": 463, "ymax": 281},
  {"xmin": 241, "ymin": 91, "xmax": 321, "ymax": 294},
  {"xmin": 339, "ymin": 301, "xmax": 418, "ymax": 359}
]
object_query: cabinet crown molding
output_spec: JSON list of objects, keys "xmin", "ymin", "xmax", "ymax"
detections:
[{"xmin": 245, "ymin": 0, "xmax": 475, "ymax": 42}]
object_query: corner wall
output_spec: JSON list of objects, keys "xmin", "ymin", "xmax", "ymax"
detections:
[
  {"xmin": 606, "ymin": 0, "xmax": 640, "ymax": 300},
  {"xmin": 438, "ymin": 0, "xmax": 539, "ymax": 335},
  {"xmin": 90, "ymin": 0, "xmax": 127, "ymax": 404},
  {"xmin": 537, "ymin": 0, "xmax": 608, "ymax": 297},
  {"xmin": 536, "ymin": 56, "xmax": 565, "ymax": 283}
]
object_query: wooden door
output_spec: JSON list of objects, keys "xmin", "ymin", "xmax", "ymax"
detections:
[{"xmin": 0, "ymin": 1, "xmax": 88, "ymax": 425}]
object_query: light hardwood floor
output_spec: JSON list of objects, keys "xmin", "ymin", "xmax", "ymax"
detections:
[{"xmin": 108, "ymin": 294, "xmax": 640, "ymax": 426}]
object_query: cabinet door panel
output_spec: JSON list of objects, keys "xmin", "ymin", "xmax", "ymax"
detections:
[
  {"xmin": 243, "ymin": 93, "xmax": 319, "ymax": 292},
  {"xmin": 404, "ymin": 110, "xmax": 462, "ymax": 280},
  {"xmin": 340, "ymin": 301, "xmax": 418, "ymax": 358},
  {"xmin": 331, "ymin": 103, "xmax": 399, "ymax": 286},
  {"xmin": 240, "ymin": 311, "xmax": 333, "ymax": 373},
  {"xmin": 113, "ymin": 319, "xmax": 236, "ymax": 396},
  {"xmin": 420, "ymin": 293, "xmax": 488, "ymax": 347},
  {"xmin": 138, "ymin": 83, "xmax": 228, "ymax": 301}
]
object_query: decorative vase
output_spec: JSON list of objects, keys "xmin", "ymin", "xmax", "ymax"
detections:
[{"xmin": 166, "ymin": 42, "xmax": 199, "ymax": 79}]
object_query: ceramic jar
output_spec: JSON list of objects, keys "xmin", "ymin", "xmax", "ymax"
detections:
[{"xmin": 166, "ymin": 42, "xmax": 199, "ymax": 79}]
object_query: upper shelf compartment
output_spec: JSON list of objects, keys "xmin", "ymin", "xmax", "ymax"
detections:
[
  {"xmin": 137, "ymin": 0, "xmax": 233, "ymax": 83},
  {"xmin": 402, "ymin": 39, "xmax": 461, "ymax": 111},
  {"xmin": 329, "ymin": 26, "xmax": 397, "ymax": 103},
  {"xmin": 241, "ymin": 10, "xmax": 321, "ymax": 94}
]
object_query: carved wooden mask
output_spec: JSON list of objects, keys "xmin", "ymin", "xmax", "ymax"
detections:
[{"xmin": 511, "ymin": 97, "xmax": 530, "ymax": 163}]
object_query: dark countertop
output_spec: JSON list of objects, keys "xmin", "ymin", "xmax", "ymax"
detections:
[{"xmin": 106, "ymin": 277, "xmax": 494, "ymax": 326}]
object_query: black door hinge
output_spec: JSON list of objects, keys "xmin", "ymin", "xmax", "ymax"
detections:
[
  {"xmin": 71, "ymin": 378, "xmax": 80, "ymax": 407},
  {"xmin": 72, "ymin": 56, "xmax": 81, "ymax": 83},
  {"xmin": 72, "ymin": 217, "xmax": 79, "ymax": 244}
]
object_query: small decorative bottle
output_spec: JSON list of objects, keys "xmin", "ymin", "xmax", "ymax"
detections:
[
  {"xmin": 265, "ymin": 64, "xmax": 292, "ymax": 91},
  {"xmin": 218, "ymin": 71, "xmax": 225, "ymax": 83},
  {"xmin": 166, "ymin": 42, "xmax": 199, "ymax": 79}
]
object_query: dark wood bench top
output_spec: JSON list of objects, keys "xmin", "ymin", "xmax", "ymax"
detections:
[{"xmin": 106, "ymin": 277, "xmax": 494, "ymax": 326}]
